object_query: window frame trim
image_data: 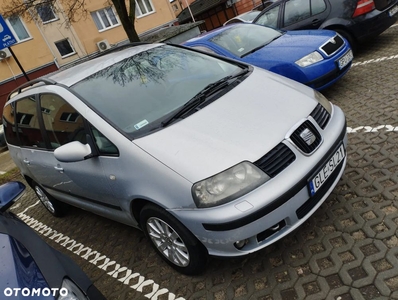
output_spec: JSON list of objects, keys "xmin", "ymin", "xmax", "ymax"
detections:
[
  {"xmin": 5, "ymin": 16, "xmax": 32, "ymax": 43},
  {"xmin": 91, "ymin": 6, "xmax": 121, "ymax": 32},
  {"xmin": 135, "ymin": 0, "xmax": 156, "ymax": 18},
  {"xmin": 54, "ymin": 38, "xmax": 76, "ymax": 58},
  {"xmin": 36, "ymin": 3, "xmax": 59, "ymax": 24}
]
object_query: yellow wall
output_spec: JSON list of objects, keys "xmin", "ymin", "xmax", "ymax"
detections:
[
  {"xmin": 70, "ymin": 0, "xmax": 177, "ymax": 54},
  {"xmin": 0, "ymin": 17, "xmax": 54, "ymax": 82},
  {"xmin": 1, "ymin": 0, "xmax": 177, "ymax": 82}
]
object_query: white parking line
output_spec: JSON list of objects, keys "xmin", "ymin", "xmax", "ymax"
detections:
[
  {"xmin": 17, "ymin": 212, "xmax": 185, "ymax": 300},
  {"xmin": 347, "ymin": 125, "xmax": 398, "ymax": 133},
  {"xmin": 352, "ymin": 54, "xmax": 398, "ymax": 67}
]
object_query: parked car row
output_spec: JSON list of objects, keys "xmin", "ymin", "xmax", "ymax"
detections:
[
  {"xmin": 183, "ymin": 24, "xmax": 353, "ymax": 90},
  {"xmin": 252, "ymin": 0, "xmax": 398, "ymax": 52},
  {"xmin": 189, "ymin": 0, "xmax": 398, "ymax": 91}
]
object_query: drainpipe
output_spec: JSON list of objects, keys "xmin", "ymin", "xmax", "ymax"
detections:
[{"xmin": 184, "ymin": 0, "xmax": 196, "ymax": 22}]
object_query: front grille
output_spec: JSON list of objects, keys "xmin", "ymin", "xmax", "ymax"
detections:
[
  {"xmin": 290, "ymin": 121, "xmax": 322, "ymax": 154},
  {"xmin": 310, "ymin": 104, "xmax": 330, "ymax": 129},
  {"xmin": 254, "ymin": 143, "xmax": 296, "ymax": 178},
  {"xmin": 320, "ymin": 35, "xmax": 344, "ymax": 56}
]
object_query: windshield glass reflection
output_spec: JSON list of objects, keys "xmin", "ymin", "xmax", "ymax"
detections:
[
  {"xmin": 211, "ymin": 24, "xmax": 283, "ymax": 57},
  {"xmin": 72, "ymin": 45, "xmax": 240, "ymax": 137}
]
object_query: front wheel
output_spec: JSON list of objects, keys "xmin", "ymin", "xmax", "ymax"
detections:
[
  {"xmin": 33, "ymin": 183, "xmax": 68, "ymax": 217},
  {"xmin": 140, "ymin": 204, "xmax": 208, "ymax": 275}
]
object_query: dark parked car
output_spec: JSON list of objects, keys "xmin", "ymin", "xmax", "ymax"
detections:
[
  {"xmin": 0, "ymin": 181, "xmax": 105, "ymax": 300},
  {"xmin": 252, "ymin": 0, "xmax": 398, "ymax": 51}
]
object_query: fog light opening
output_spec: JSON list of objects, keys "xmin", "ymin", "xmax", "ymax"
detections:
[{"xmin": 234, "ymin": 239, "xmax": 249, "ymax": 250}]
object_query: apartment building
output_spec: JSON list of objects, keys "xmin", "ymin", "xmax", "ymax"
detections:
[{"xmin": 0, "ymin": 0, "xmax": 177, "ymax": 113}]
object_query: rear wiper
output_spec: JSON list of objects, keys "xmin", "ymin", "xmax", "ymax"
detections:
[{"xmin": 161, "ymin": 67, "xmax": 250, "ymax": 127}]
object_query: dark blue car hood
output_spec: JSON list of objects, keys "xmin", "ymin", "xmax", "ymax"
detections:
[
  {"xmin": 242, "ymin": 29, "xmax": 337, "ymax": 64},
  {"xmin": 0, "ymin": 233, "xmax": 53, "ymax": 299}
]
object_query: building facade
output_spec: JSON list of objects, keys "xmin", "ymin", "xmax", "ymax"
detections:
[{"xmin": 0, "ymin": 0, "xmax": 177, "ymax": 113}]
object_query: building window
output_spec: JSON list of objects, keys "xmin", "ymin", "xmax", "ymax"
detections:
[
  {"xmin": 91, "ymin": 7, "xmax": 119, "ymax": 31},
  {"xmin": 136, "ymin": 0, "xmax": 154, "ymax": 17},
  {"xmin": 36, "ymin": 4, "xmax": 58, "ymax": 23},
  {"xmin": 5, "ymin": 16, "xmax": 31, "ymax": 42},
  {"xmin": 55, "ymin": 39, "xmax": 75, "ymax": 58}
]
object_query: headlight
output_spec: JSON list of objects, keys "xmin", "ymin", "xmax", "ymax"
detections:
[
  {"xmin": 295, "ymin": 51, "xmax": 323, "ymax": 67},
  {"xmin": 192, "ymin": 162, "xmax": 270, "ymax": 208},
  {"xmin": 58, "ymin": 278, "xmax": 88, "ymax": 300},
  {"xmin": 314, "ymin": 90, "xmax": 332, "ymax": 114}
]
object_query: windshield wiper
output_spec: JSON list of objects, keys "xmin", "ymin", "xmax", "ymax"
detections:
[
  {"xmin": 241, "ymin": 35, "xmax": 283, "ymax": 58},
  {"xmin": 161, "ymin": 67, "xmax": 250, "ymax": 127}
]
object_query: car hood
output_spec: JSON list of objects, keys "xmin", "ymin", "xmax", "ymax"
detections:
[
  {"xmin": 243, "ymin": 29, "xmax": 337, "ymax": 63},
  {"xmin": 134, "ymin": 67, "xmax": 318, "ymax": 183},
  {"xmin": 0, "ymin": 233, "xmax": 53, "ymax": 299}
]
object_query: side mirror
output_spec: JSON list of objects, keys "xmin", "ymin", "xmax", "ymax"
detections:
[
  {"xmin": 0, "ymin": 181, "xmax": 26, "ymax": 213},
  {"xmin": 54, "ymin": 141, "xmax": 92, "ymax": 163}
]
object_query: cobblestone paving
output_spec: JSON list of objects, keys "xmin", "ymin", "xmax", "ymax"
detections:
[{"xmin": 8, "ymin": 25, "xmax": 398, "ymax": 300}]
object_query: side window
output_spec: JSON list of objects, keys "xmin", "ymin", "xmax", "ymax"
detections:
[
  {"xmin": 311, "ymin": 0, "xmax": 326, "ymax": 15},
  {"xmin": 3, "ymin": 103, "xmax": 19, "ymax": 146},
  {"xmin": 40, "ymin": 94, "xmax": 86, "ymax": 150},
  {"xmin": 284, "ymin": 0, "xmax": 310, "ymax": 27},
  {"xmin": 90, "ymin": 126, "xmax": 119, "ymax": 155},
  {"xmin": 15, "ymin": 97, "xmax": 46, "ymax": 148},
  {"xmin": 255, "ymin": 5, "xmax": 280, "ymax": 28}
]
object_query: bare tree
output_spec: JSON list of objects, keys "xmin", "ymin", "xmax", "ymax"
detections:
[{"xmin": 1, "ymin": 0, "xmax": 140, "ymax": 42}]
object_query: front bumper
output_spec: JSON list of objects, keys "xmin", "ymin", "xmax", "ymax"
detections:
[{"xmin": 172, "ymin": 105, "xmax": 347, "ymax": 257}]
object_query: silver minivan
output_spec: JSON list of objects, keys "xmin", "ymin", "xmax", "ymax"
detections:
[{"xmin": 4, "ymin": 43, "xmax": 347, "ymax": 274}]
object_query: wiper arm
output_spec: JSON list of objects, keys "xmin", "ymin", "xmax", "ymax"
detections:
[
  {"xmin": 161, "ymin": 67, "xmax": 250, "ymax": 127},
  {"xmin": 241, "ymin": 35, "xmax": 282, "ymax": 58}
]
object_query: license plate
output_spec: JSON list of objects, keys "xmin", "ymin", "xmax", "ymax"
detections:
[
  {"xmin": 337, "ymin": 50, "xmax": 353, "ymax": 70},
  {"xmin": 389, "ymin": 5, "xmax": 398, "ymax": 17},
  {"xmin": 308, "ymin": 144, "xmax": 345, "ymax": 196}
]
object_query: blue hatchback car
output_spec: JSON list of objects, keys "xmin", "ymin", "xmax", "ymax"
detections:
[{"xmin": 183, "ymin": 23, "xmax": 353, "ymax": 90}]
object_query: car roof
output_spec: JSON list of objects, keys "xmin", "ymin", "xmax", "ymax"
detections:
[{"xmin": 48, "ymin": 43, "xmax": 161, "ymax": 87}]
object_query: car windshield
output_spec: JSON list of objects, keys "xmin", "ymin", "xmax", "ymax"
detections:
[
  {"xmin": 72, "ymin": 45, "xmax": 241, "ymax": 138},
  {"xmin": 210, "ymin": 24, "xmax": 283, "ymax": 57}
]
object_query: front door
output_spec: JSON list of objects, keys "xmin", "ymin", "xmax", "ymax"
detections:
[{"xmin": 22, "ymin": 93, "xmax": 119, "ymax": 209}]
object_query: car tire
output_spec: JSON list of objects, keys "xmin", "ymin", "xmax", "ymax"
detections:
[
  {"xmin": 140, "ymin": 204, "xmax": 208, "ymax": 275},
  {"xmin": 33, "ymin": 183, "xmax": 68, "ymax": 217},
  {"xmin": 334, "ymin": 28, "xmax": 357, "ymax": 53}
]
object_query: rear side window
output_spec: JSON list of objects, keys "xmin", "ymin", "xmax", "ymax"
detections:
[
  {"xmin": 255, "ymin": 5, "xmax": 280, "ymax": 28},
  {"xmin": 3, "ymin": 103, "xmax": 19, "ymax": 146},
  {"xmin": 284, "ymin": 0, "xmax": 310, "ymax": 27},
  {"xmin": 15, "ymin": 97, "xmax": 46, "ymax": 148},
  {"xmin": 40, "ymin": 94, "xmax": 86, "ymax": 149},
  {"xmin": 311, "ymin": 0, "xmax": 326, "ymax": 15}
]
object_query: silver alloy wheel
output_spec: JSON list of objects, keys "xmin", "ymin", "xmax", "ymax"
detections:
[
  {"xmin": 146, "ymin": 217, "xmax": 190, "ymax": 267},
  {"xmin": 35, "ymin": 186, "xmax": 55, "ymax": 214}
]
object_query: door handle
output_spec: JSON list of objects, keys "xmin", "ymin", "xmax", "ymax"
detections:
[
  {"xmin": 54, "ymin": 166, "xmax": 64, "ymax": 172},
  {"xmin": 312, "ymin": 19, "xmax": 320, "ymax": 26},
  {"xmin": 23, "ymin": 159, "xmax": 30, "ymax": 165}
]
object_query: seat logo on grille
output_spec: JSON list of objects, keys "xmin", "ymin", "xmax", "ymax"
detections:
[
  {"xmin": 329, "ymin": 37, "xmax": 336, "ymax": 44},
  {"xmin": 300, "ymin": 128, "xmax": 316, "ymax": 146}
]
